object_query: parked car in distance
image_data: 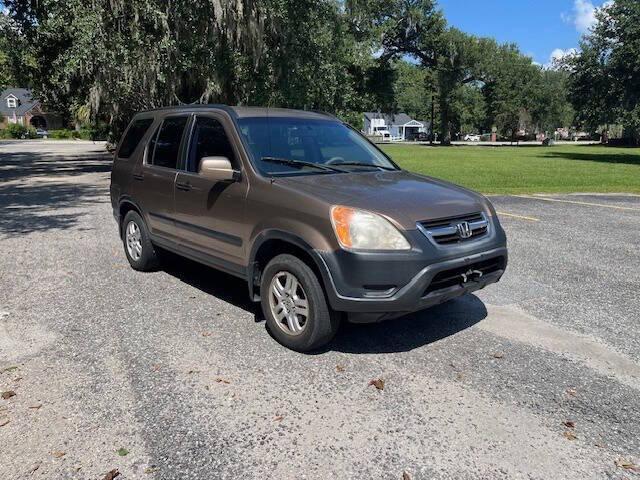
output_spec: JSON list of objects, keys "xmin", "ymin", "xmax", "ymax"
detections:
[
  {"xmin": 373, "ymin": 126, "xmax": 391, "ymax": 138},
  {"xmin": 463, "ymin": 134, "xmax": 481, "ymax": 142},
  {"xmin": 110, "ymin": 106, "xmax": 508, "ymax": 351},
  {"xmin": 35, "ymin": 128, "xmax": 48, "ymax": 138}
]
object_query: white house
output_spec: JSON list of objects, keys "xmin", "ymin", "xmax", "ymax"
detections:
[{"xmin": 363, "ymin": 112, "xmax": 430, "ymax": 141}]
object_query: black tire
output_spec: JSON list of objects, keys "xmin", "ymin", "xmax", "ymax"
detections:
[
  {"xmin": 121, "ymin": 210, "xmax": 160, "ymax": 272},
  {"xmin": 260, "ymin": 254, "xmax": 340, "ymax": 352}
]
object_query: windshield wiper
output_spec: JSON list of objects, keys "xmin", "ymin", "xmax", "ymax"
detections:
[
  {"xmin": 261, "ymin": 157, "xmax": 347, "ymax": 173},
  {"xmin": 327, "ymin": 161, "xmax": 396, "ymax": 171}
]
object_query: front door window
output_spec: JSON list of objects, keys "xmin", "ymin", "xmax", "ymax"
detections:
[{"xmin": 187, "ymin": 116, "xmax": 237, "ymax": 173}]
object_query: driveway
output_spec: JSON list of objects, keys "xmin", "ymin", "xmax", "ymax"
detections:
[{"xmin": 1, "ymin": 141, "xmax": 638, "ymax": 479}]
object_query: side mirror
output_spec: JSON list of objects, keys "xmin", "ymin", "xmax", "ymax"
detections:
[{"xmin": 199, "ymin": 156, "xmax": 238, "ymax": 182}]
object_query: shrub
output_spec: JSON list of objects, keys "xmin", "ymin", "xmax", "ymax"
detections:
[
  {"xmin": 6, "ymin": 123, "xmax": 27, "ymax": 138},
  {"xmin": 47, "ymin": 127, "xmax": 109, "ymax": 141},
  {"xmin": 3, "ymin": 123, "xmax": 37, "ymax": 139},
  {"xmin": 48, "ymin": 129, "xmax": 75, "ymax": 139}
]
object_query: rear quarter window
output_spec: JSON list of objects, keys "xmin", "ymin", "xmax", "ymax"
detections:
[{"xmin": 117, "ymin": 118, "xmax": 154, "ymax": 158}]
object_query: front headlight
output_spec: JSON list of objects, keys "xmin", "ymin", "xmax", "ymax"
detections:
[{"xmin": 330, "ymin": 206, "xmax": 411, "ymax": 251}]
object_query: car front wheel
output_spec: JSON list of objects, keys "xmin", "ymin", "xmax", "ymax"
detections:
[{"xmin": 261, "ymin": 254, "xmax": 340, "ymax": 352}]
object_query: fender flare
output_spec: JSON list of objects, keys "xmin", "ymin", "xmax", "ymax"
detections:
[
  {"xmin": 117, "ymin": 197, "xmax": 145, "ymax": 237},
  {"xmin": 247, "ymin": 229, "xmax": 334, "ymax": 301}
]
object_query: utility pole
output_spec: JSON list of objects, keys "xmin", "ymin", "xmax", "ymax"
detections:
[
  {"xmin": 430, "ymin": 90, "xmax": 435, "ymax": 145},
  {"xmin": 430, "ymin": 52, "xmax": 437, "ymax": 145}
]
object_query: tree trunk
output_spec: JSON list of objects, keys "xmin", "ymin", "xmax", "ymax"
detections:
[{"xmin": 439, "ymin": 94, "xmax": 451, "ymax": 145}]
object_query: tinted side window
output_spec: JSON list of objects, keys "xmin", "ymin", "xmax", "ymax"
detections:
[
  {"xmin": 150, "ymin": 116, "xmax": 189, "ymax": 169},
  {"xmin": 118, "ymin": 118, "xmax": 153, "ymax": 158},
  {"xmin": 187, "ymin": 117, "xmax": 236, "ymax": 173}
]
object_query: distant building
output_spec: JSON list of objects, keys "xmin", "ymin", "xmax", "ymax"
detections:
[
  {"xmin": 0, "ymin": 88, "xmax": 63, "ymax": 129},
  {"xmin": 363, "ymin": 112, "xmax": 430, "ymax": 141}
]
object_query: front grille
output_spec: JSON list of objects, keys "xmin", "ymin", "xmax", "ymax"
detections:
[
  {"xmin": 423, "ymin": 257, "xmax": 505, "ymax": 295},
  {"xmin": 418, "ymin": 212, "xmax": 489, "ymax": 245}
]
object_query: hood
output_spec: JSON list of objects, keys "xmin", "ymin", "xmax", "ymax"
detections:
[{"xmin": 276, "ymin": 170, "xmax": 487, "ymax": 229}]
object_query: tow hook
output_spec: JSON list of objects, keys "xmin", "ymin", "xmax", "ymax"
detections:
[{"xmin": 461, "ymin": 269, "xmax": 483, "ymax": 283}]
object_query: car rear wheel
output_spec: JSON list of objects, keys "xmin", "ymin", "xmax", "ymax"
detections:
[
  {"xmin": 261, "ymin": 254, "xmax": 340, "ymax": 352},
  {"xmin": 122, "ymin": 210, "xmax": 160, "ymax": 271}
]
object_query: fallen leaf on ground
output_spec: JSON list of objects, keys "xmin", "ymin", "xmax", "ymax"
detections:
[
  {"xmin": 403, "ymin": 472, "xmax": 412, "ymax": 480},
  {"xmin": 274, "ymin": 414, "xmax": 284, "ymax": 421},
  {"xmin": 52, "ymin": 451, "xmax": 66, "ymax": 458},
  {"xmin": 491, "ymin": 352, "xmax": 505, "ymax": 359},
  {"xmin": 202, "ymin": 332, "xmax": 212, "ymax": 337},
  {"xmin": 29, "ymin": 404, "xmax": 42, "ymax": 410},
  {"xmin": 563, "ymin": 420, "xmax": 575, "ymax": 428},
  {"xmin": 28, "ymin": 462, "xmax": 41, "ymax": 474},
  {"xmin": 116, "ymin": 448, "xmax": 129, "ymax": 457},
  {"xmin": 566, "ymin": 388, "xmax": 577, "ymax": 397},
  {"xmin": 1, "ymin": 391, "xmax": 16, "ymax": 400},
  {"xmin": 615, "ymin": 459, "xmax": 638, "ymax": 471},
  {"xmin": 102, "ymin": 469, "xmax": 120, "ymax": 480},
  {"xmin": 0, "ymin": 419, "xmax": 9, "ymax": 427},
  {"xmin": 215, "ymin": 377, "xmax": 231, "ymax": 384},
  {"xmin": 369, "ymin": 379, "xmax": 384, "ymax": 391},
  {"xmin": 336, "ymin": 365, "xmax": 345, "ymax": 372},
  {"xmin": 455, "ymin": 372, "xmax": 465, "ymax": 381},
  {"xmin": 563, "ymin": 431, "xmax": 577, "ymax": 441},
  {"xmin": 1, "ymin": 366, "xmax": 18, "ymax": 373},
  {"xmin": 144, "ymin": 466, "xmax": 158, "ymax": 474},
  {"xmin": 151, "ymin": 364, "xmax": 161, "ymax": 371}
]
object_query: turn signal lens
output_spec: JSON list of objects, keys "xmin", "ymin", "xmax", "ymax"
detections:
[
  {"xmin": 331, "ymin": 206, "xmax": 355, "ymax": 248},
  {"xmin": 330, "ymin": 206, "xmax": 411, "ymax": 251}
]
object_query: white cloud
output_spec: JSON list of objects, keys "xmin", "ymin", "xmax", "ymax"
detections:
[
  {"xmin": 545, "ymin": 48, "xmax": 578, "ymax": 69},
  {"xmin": 562, "ymin": 0, "xmax": 614, "ymax": 34},
  {"xmin": 575, "ymin": 0, "xmax": 598, "ymax": 32},
  {"xmin": 550, "ymin": 48, "xmax": 578, "ymax": 62}
]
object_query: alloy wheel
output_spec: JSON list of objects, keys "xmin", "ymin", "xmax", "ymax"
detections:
[
  {"xmin": 125, "ymin": 221, "xmax": 143, "ymax": 261},
  {"xmin": 268, "ymin": 271, "xmax": 310, "ymax": 335}
]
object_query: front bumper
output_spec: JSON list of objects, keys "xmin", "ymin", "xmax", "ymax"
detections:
[{"xmin": 316, "ymin": 226, "xmax": 508, "ymax": 322}]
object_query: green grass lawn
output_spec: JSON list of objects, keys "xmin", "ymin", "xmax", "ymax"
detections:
[{"xmin": 380, "ymin": 144, "xmax": 640, "ymax": 194}]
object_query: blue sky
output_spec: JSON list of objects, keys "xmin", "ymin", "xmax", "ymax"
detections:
[{"xmin": 437, "ymin": 0, "xmax": 612, "ymax": 65}]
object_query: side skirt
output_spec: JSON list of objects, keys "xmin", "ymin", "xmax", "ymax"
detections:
[{"xmin": 151, "ymin": 235, "xmax": 248, "ymax": 281}]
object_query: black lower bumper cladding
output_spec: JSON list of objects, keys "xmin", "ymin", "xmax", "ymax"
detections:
[{"xmin": 319, "ymin": 247, "xmax": 508, "ymax": 322}]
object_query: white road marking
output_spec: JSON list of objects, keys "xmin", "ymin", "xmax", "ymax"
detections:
[
  {"xmin": 513, "ymin": 194, "xmax": 640, "ymax": 211},
  {"xmin": 496, "ymin": 211, "xmax": 540, "ymax": 222}
]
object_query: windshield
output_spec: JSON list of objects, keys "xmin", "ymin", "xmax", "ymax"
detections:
[{"xmin": 236, "ymin": 117, "xmax": 398, "ymax": 176}]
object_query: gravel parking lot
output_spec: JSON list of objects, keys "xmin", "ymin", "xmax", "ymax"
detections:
[{"xmin": 1, "ymin": 141, "xmax": 639, "ymax": 479}]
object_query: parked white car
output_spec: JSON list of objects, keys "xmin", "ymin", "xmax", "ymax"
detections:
[
  {"xmin": 464, "ymin": 134, "xmax": 481, "ymax": 142},
  {"xmin": 374, "ymin": 127, "xmax": 391, "ymax": 138}
]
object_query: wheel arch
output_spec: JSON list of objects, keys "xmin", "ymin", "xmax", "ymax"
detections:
[
  {"xmin": 118, "ymin": 198, "xmax": 144, "ymax": 238},
  {"xmin": 248, "ymin": 230, "xmax": 333, "ymax": 302}
]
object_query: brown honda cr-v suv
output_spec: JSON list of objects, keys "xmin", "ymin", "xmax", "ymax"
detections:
[{"xmin": 110, "ymin": 106, "xmax": 508, "ymax": 351}]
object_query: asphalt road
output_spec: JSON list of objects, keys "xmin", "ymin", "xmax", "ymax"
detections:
[{"xmin": 1, "ymin": 141, "xmax": 639, "ymax": 479}]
